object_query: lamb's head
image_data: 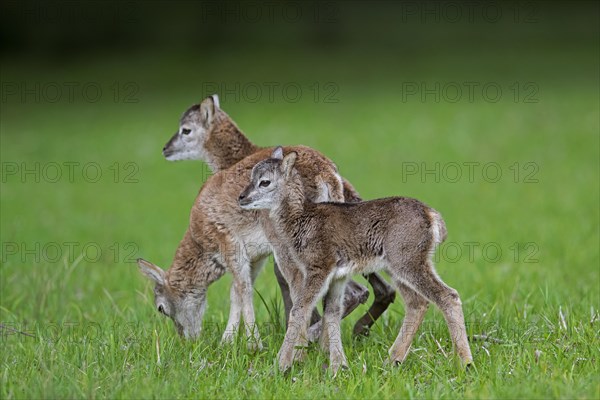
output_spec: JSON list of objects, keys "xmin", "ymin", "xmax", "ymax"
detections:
[
  {"xmin": 239, "ymin": 146, "xmax": 298, "ymax": 210},
  {"xmin": 137, "ymin": 258, "xmax": 207, "ymax": 340},
  {"xmin": 162, "ymin": 94, "xmax": 220, "ymax": 161}
]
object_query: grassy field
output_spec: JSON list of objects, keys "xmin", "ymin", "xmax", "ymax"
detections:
[{"xmin": 1, "ymin": 4, "xmax": 599, "ymax": 399}]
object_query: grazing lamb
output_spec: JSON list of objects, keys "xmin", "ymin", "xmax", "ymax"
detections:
[{"xmin": 137, "ymin": 145, "xmax": 366, "ymax": 349}]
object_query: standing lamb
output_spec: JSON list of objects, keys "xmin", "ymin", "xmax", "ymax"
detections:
[{"xmin": 239, "ymin": 148, "xmax": 473, "ymax": 373}]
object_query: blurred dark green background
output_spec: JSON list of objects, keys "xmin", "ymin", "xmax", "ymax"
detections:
[
  {"xmin": 1, "ymin": 0, "xmax": 598, "ymax": 322},
  {"xmin": 1, "ymin": 0, "xmax": 598, "ymax": 305},
  {"xmin": 0, "ymin": 2, "xmax": 599, "ymax": 397}
]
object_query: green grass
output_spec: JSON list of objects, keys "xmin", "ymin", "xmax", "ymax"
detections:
[{"xmin": 1, "ymin": 36, "xmax": 599, "ymax": 399}]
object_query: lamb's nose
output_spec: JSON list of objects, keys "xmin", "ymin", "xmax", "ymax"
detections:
[{"xmin": 239, "ymin": 194, "xmax": 246, "ymax": 201}]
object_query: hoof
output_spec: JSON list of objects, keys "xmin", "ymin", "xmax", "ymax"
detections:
[
  {"xmin": 383, "ymin": 357, "xmax": 402, "ymax": 367},
  {"xmin": 278, "ymin": 345, "xmax": 306, "ymax": 373},
  {"xmin": 352, "ymin": 323, "xmax": 371, "ymax": 337},
  {"xmin": 278, "ymin": 352, "xmax": 300, "ymax": 373},
  {"xmin": 330, "ymin": 353, "xmax": 349, "ymax": 377},
  {"xmin": 220, "ymin": 333, "xmax": 235, "ymax": 345},
  {"xmin": 247, "ymin": 339, "xmax": 264, "ymax": 353},
  {"xmin": 331, "ymin": 362, "xmax": 349, "ymax": 377}
]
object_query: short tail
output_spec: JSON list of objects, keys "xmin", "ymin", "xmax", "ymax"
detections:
[{"xmin": 428, "ymin": 209, "xmax": 447, "ymax": 247}]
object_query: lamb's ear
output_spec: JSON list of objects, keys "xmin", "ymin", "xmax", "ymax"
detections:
[
  {"xmin": 281, "ymin": 151, "xmax": 298, "ymax": 178},
  {"xmin": 271, "ymin": 146, "xmax": 284, "ymax": 160},
  {"xmin": 137, "ymin": 258, "xmax": 166, "ymax": 286},
  {"xmin": 199, "ymin": 95, "xmax": 216, "ymax": 125},
  {"xmin": 210, "ymin": 94, "xmax": 220, "ymax": 108}
]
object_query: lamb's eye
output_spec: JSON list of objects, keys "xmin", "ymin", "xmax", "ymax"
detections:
[
  {"xmin": 181, "ymin": 128, "xmax": 191, "ymax": 135},
  {"xmin": 158, "ymin": 304, "xmax": 167, "ymax": 315},
  {"xmin": 259, "ymin": 180, "xmax": 271, "ymax": 188}
]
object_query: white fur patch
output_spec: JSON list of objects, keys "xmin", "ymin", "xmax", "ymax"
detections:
[
  {"xmin": 237, "ymin": 228, "xmax": 271, "ymax": 262},
  {"xmin": 165, "ymin": 148, "xmax": 203, "ymax": 161},
  {"xmin": 334, "ymin": 266, "xmax": 351, "ymax": 279},
  {"xmin": 428, "ymin": 210, "xmax": 445, "ymax": 247},
  {"xmin": 315, "ymin": 178, "xmax": 330, "ymax": 203},
  {"xmin": 333, "ymin": 173, "xmax": 344, "ymax": 201}
]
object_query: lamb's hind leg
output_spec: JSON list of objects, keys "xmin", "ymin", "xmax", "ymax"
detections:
[
  {"xmin": 353, "ymin": 272, "xmax": 397, "ymax": 336},
  {"xmin": 308, "ymin": 278, "xmax": 368, "ymax": 342},
  {"xmin": 387, "ymin": 282, "xmax": 429, "ymax": 364},
  {"xmin": 342, "ymin": 280, "xmax": 370, "ymax": 318},
  {"xmin": 393, "ymin": 261, "xmax": 473, "ymax": 365}
]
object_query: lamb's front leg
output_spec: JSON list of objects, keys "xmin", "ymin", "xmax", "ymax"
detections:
[
  {"xmin": 236, "ymin": 270, "xmax": 263, "ymax": 352},
  {"xmin": 278, "ymin": 304, "xmax": 312, "ymax": 372},
  {"xmin": 272, "ymin": 247, "xmax": 304, "ymax": 302},
  {"xmin": 221, "ymin": 283, "xmax": 242, "ymax": 344},
  {"xmin": 321, "ymin": 277, "xmax": 349, "ymax": 375},
  {"xmin": 278, "ymin": 269, "xmax": 329, "ymax": 372},
  {"xmin": 274, "ymin": 249, "xmax": 327, "ymax": 343}
]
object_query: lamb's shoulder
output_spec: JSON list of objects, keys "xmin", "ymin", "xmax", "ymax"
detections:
[
  {"xmin": 288, "ymin": 146, "xmax": 344, "ymax": 202},
  {"xmin": 190, "ymin": 164, "xmax": 262, "ymax": 242}
]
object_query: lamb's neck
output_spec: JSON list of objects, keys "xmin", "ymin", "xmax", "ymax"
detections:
[
  {"xmin": 168, "ymin": 229, "xmax": 226, "ymax": 291},
  {"xmin": 203, "ymin": 110, "xmax": 261, "ymax": 172},
  {"xmin": 270, "ymin": 178, "xmax": 307, "ymax": 238}
]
